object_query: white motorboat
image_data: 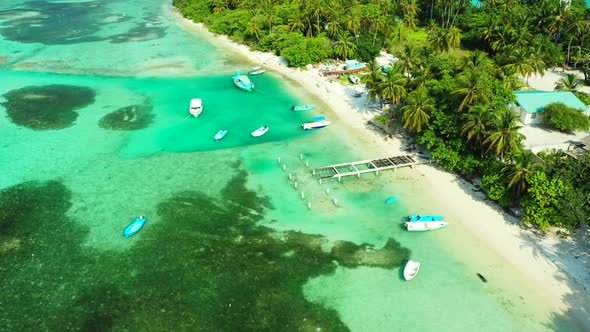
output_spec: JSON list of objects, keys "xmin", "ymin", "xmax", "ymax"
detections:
[
  {"xmin": 302, "ymin": 119, "xmax": 330, "ymax": 130},
  {"xmin": 189, "ymin": 98, "xmax": 203, "ymax": 117},
  {"xmin": 404, "ymin": 221, "xmax": 448, "ymax": 231},
  {"xmin": 403, "ymin": 260, "xmax": 421, "ymax": 280},
  {"xmin": 348, "ymin": 75, "xmax": 360, "ymax": 84},
  {"xmin": 251, "ymin": 125, "xmax": 269, "ymax": 137},
  {"xmin": 214, "ymin": 128, "xmax": 228, "ymax": 140}
]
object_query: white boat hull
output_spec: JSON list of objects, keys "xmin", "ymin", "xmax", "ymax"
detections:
[
  {"xmin": 403, "ymin": 260, "xmax": 421, "ymax": 280},
  {"xmin": 405, "ymin": 221, "xmax": 448, "ymax": 231},
  {"xmin": 189, "ymin": 98, "xmax": 203, "ymax": 117},
  {"xmin": 251, "ymin": 126, "xmax": 269, "ymax": 137},
  {"xmin": 302, "ymin": 120, "xmax": 330, "ymax": 130}
]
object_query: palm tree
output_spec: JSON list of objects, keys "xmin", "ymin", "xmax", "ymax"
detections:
[
  {"xmin": 446, "ymin": 26, "xmax": 462, "ymax": 49},
  {"xmin": 246, "ymin": 19, "xmax": 262, "ymax": 42},
  {"xmin": 460, "ymin": 50, "xmax": 493, "ymax": 71},
  {"xmin": 404, "ymin": 14, "xmax": 418, "ymax": 31},
  {"xmin": 484, "ymin": 108, "xmax": 524, "ymax": 160},
  {"xmin": 490, "ymin": 24, "xmax": 511, "ymax": 51},
  {"xmin": 372, "ymin": 15, "xmax": 391, "ymax": 46},
  {"xmin": 556, "ymin": 73, "xmax": 579, "ymax": 91},
  {"xmin": 391, "ymin": 26, "xmax": 408, "ymax": 45},
  {"xmin": 428, "ymin": 27, "xmax": 448, "ymax": 53},
  {"xmin": 401, "ymin": 88, "xmax": 434, "ymax": 132},
  {"xmin": 288, "ymin": 16, "xmax": 306, "ymax": 33},
  {"xmin": 502, "ymin": 150, "xmax": 542, "ymax": 196},
  {"xmin": 378, "ymin": 65, "xmax": 407, "ymax": 104},
  {"xmin": 453, "ymin": 69, "xmax": 482, "ymax": 112},
  {"xmin": 503, "ymin": 48, "xmax": 536, "ymax": 85},
  {"xmin": 412, "ymin": 65, "xmax": 431, "ymax": 89},
  {"xmin": 333, "ymin": 32, "xmax": 357, "ymax": 60},
  {"xmin": 362, "ymin": 62, "xmax": 385, "ymax": 108},
  {"xmin": 461, "ymin": 104, "xmax": 493, "ymax": 151},
  {"xmin": 399, "ymin": 45, "xmax": 420, "ymax": 77},
  {"xmin": 325, "ymin": 20, "xmax": 341, "ymax": 38}
]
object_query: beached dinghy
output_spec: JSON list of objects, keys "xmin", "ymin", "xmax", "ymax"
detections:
[
  {"xmin": 408, "ymin": 215, "xmax": 444, "ymax": 222},
  {"xmin": 348, "ymin": 75, "xmax": 360, "ymax": 84},
  {"xmin": 403, "ymin": 260, "xmax": 421, "ymax": 280},
  {"xmin": 214, "ymin": 128, "xmax": 228, "ymax": 140},
  {"xmin": 251, "ymin": 125, "xmax": 269, "ymax": 137},
  {"xmin": 248, "ymin": 66, "xmax": 266, "ymax": 75},
  {"xmin": 302, "ymin": 119, "xmax": 330, "ymax": 130},
  {"xmin": 189, "ymin": 98, "xmax": 203, "ymax": 117},
  {"xmin": 123, "ymin": 216, "xmax": 148, "ymax": 238},
  {"xmin": 291, "ymin": 105, "xmax": 316, "ymax": 111},
  {"xmin": 232, "ymin": 72, "xmax": 255, "ymax": 92},
  {"xmin": 404, "ymin": 221, "xmax": 448, "ymax": 232}
]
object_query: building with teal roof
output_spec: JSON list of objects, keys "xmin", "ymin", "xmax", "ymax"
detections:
[{"xmin": 511, "ymin": 90, "xmax": 589, "ymax": 125}]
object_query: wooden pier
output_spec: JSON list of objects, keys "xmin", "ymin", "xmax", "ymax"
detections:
[{"xmin": 312, "ymin": 155, "xmax": 433, "ymax": 179}]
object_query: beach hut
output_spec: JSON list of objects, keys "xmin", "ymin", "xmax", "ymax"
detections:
[{"xmin": 510, "ymin": 90, "xmax": 589, "ymax": 125}]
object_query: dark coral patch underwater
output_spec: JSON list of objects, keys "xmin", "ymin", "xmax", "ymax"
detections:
[
  {"xmin": 1, "ymin": 84, "xmax": 95, "ymax": 130},
  {"xmin": 99, "ymin": 103, "xmax": 154, "ymax": 130},
  {"xmin": 0, "ymin": 171, "xmax": 410, "ymax": 330}
]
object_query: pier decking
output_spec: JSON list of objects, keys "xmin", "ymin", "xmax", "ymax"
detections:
[{"xmin": 312, "ymin": 155, "xmax": 433, "ymax": 179}]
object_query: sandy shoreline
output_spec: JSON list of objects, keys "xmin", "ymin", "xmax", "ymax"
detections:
[{"xmin": 174, "ymin": 10, "xmax": 590, "ymax": 328}]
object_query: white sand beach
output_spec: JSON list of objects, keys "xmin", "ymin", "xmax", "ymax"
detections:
[{"xmin": 175, "ymin": 10, "xmax": 590, "ymax": 328}]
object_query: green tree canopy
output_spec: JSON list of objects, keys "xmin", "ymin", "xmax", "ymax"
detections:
[{"xmin": 541, "ymin": 102, "xmax": 590, "ymax": 132}]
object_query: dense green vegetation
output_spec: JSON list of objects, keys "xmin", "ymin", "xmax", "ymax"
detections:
[
  {"xmin": 174, "ymin": 0, "xmax": 590, "ymax": 231},
  {"xmin": 542, "ymin": 102, "xmax": 590, "ymax": 131}
]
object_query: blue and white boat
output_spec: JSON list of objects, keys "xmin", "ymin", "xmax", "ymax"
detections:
[
  {"xmin": 302, "ymin": 119, "xmax": 330, "ymax": 130},
  {"xmin": 408, "ymin": 215, "xmax": 444, "ymax": 222},
  {"xmin": 232, "ymin": 72, "xmax": 254, "ymax": 92},
  {"xmin": 214, "ymin": 128, "xmax": 228, "ymax": 140},
  {"xmin": 123, "ymin": 216, "xmax": 148, "ymax": 238}
]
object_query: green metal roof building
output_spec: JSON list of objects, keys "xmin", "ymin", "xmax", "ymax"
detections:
[{"xmin": 511, "ymin": 90, "xmax": 589, "ymax": 125}]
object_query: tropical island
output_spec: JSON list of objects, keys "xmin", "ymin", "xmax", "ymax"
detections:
[{"xmin": 174, "ymin": 0, "xmax": 590, "ymax": 233}]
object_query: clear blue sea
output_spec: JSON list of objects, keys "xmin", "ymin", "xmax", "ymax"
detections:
[{"xmin": 0, "ymin": 0, "xmax": 585, "ymax": 330}]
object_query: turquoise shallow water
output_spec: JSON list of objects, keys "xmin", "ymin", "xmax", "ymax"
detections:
[{"xmin": 0, "ymin": 0, "xmax": 585, "ymax": 331}]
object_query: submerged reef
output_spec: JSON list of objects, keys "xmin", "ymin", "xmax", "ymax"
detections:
[
  {"xmin": 1, "ymin": 84, "xmax": 95, "ymax": 130},
  {"xmin": 0, "ymin": 1, "xmax": 164, "ymax": 45},
  {"xmin": 0, "ymin": 171, "xmax": 410, "ymax": 330},
  {"xmin": 99, "ymin": 103, "xmax": 154, "ymax": 130}
]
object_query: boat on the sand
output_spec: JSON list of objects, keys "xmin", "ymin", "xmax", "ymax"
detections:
[
  {"xmin": 291, "ymin": 105, "xmax": 316, "ymax": 111},
  {"xmin": 404, "ymin": 221, "xmax": 448, "ymax": 231}
]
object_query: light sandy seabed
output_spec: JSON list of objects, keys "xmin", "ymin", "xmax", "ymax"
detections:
[{"xmin": 175, "ymin": 10, "xmax": 590, "ymax": 329}]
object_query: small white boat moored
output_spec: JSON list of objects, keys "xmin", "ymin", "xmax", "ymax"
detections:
[
  {"xmin": 302, "ymin": 119, "xmax": 330, "ymax": 130},
  {"xmin": 214, "ymin": 128, "xmax": 228, "ymax": 140},
  {"xmin": 189, "ymin": 98, "xmax": 203, "ymax": 117},
  {"xmin": 251, "ymin": 125, "xmax": 269, "ymax": 137},
  {"xmin": 404, "ymin": 221, "xmax": 448, "ymax": 231},
  {"xmin": 403, "ymin": 260, "xmax": 421, "ymax": 280}
]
